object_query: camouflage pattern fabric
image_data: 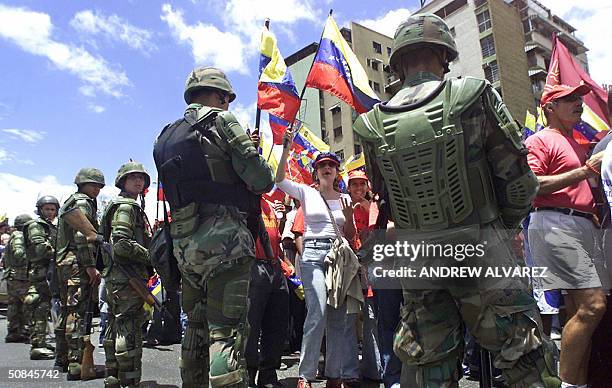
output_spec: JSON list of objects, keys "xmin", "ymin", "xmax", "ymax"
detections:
[
  {"xmin": 100, "ymin": 195, "xmax": 151, "ymax": 387},
  {"xmin": 4, "ymin": 231, "xmax": 30, "ymax": 339},
  {"xmin": 55, "ymin": 192, "xmax": 99, "ymax": 376},
  {"xmin": 173, "ymin": 204, "xmax": 255, "ymax": 388},
  {"xmin": 6, "ymin": 279, "xmax": 29, "ymax": 338},
  {"xmin": 25, "ymin": 218, "xmax": 57, "ymax": 356},
  {"xmin": 354, "ymin": 70, "xmax": 560, "ymax": 388}
]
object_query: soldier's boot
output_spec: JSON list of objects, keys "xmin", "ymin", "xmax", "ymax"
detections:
[
  {"xmin": 67, "ymin": 363, "xmax": 82, "ymax": 381},
  {"xmin": 54, "ymin": 329, "xmax": 69, "ymax": 372},
  {"xmin": 104, "ymin": 361, "xmax": 120, "ymax": 388},
  {"xmin": 30, "ymin": 333, "xmax": 55, "ymax": 360},
  {"xmin": 5, "ymin": 332, "xmax": 29, "ymax": 343}
]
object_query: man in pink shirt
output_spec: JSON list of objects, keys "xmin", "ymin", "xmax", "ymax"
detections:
[{"xmin": 526, "ymin": 83, "xmax": 606, "ymax": 388}]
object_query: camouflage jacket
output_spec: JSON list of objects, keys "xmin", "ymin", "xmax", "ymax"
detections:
[
  {"xmin": 25, "ymin": 218, "xmax": 57, "ymax": 282},
  {"xmin": 56, "ymin": 192, "xmax": 98, "ymax": 267},
  {"xmin": 100, "ymin": 195, "xmax": 151, "ymax": 281},
  {"xmin": 3, "ymin": 231, "xmax": 28, "ymax": 280}
]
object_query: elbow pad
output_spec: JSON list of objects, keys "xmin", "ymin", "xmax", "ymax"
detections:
[{"xmin": 216, "ymin": 111, "xmax": 258, "ymax": 159}]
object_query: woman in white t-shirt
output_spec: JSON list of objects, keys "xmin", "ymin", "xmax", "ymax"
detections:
[{"xmin": 276, "ymin": 131, "xmax": 359, "ymax": 388}]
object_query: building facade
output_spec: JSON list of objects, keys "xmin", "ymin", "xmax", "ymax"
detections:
[{"xmin": 286, "ymin": 0, "xmax": 589, "ymax": 162}]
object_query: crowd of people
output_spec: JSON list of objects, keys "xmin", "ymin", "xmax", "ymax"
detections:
[{"xmin": 3, "ymin": 11, "xmax": 612, "ymax": 388}]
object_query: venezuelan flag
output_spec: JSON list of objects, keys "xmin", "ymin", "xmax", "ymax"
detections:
[
  {"xmin": 268, "ymin": 114, "xmax": 290, "ymax": 145},
  {"xmin": 305, "ymin": 15, "xmax": 380, "ymax": 113},
  {"xmin": 258, "ymin": 27, "xmax": 300, "ymax": 122},
  {"xmin": 292, "ymin": 122, "xmax": 330, "ymax": 159}
]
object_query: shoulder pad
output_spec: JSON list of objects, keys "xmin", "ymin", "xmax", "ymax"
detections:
[
  {"xmin": 353, "ymin": 108, "xmax": 384, "ymax": 142},
  {"xmin": 446, "ymin": 77, "xmax": 487, "ymax": 118},
  {"xmin": 155, "ymin": 120, "xmax": 180, "ymax": 141},
  {"xmin": 483, "ymin": 83, "xmax": 524, "ymax": 151},
  {"xmin": 215, "ymin": 111, "xmax": 258, "ymax": 158}
]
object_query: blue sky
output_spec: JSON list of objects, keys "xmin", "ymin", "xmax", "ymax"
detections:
[{"xmin": 0, "ymin": 0, "xmax": 609, "ymax": 221}]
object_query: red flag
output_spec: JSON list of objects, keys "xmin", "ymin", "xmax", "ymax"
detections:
[
  {"xmin": 545, "ymin": 33, "xmax": 609, "ymax": 141},
  {"xmin": 157, "ymin": 182, "xmax": 165, "ymax": 201}
]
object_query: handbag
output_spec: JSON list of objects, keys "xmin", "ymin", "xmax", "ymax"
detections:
[
  {"xmin": 149, "ymin": 196, "xmax": 181, "ymax": 292},
  {"xmin": 319, "ymin": 193, "xmax": 363, "ymax": 311}
]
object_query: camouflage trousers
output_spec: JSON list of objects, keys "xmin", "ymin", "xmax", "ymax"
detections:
[
  {"xmin": 28, "ymin": 265, "xmax": 52, "ymax": 349},
  {"xmin": 6, "ymin": 278, "xmax": 29, "ymax": 337},
  {"xmin": 173, "ymin": 246, "xmax": 252, "ymax": 388},
  {"xmin": 103, "ymin": 280, "xmax": 146, "ymax": 387},
  {"xmin": 57, "ymin": 262, "xmax": 95, "ymax": 376},
  {"xmin": 394, "ymin": 228, "xmax": 560, "ymax": 388}
]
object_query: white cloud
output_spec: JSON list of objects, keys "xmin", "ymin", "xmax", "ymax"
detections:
[
  {"xmin": 0, "ymin": 173, "xmax": 159, "ymax": 227},
  {"xmin": 70, "ymin": 10, "xmax": 156, "ymax": 54},
  {"xmin": 87, "ymin": 104, "xmax": 106, "ymax": 114},
  {"xmin": 3, "ymin": 128, "xmax": 45, "ymax": 143},
  {"xmin": 0, "ymin": 173, "xmax": 73, "ymax": 221},
  {"xmin": 539, "ymin": 1, "xmax": 612, "ymax": 84},
  {"xmin": 161, "ymin": 1, "xmax": 318, "ymax": 74},
  {"xmin": 0, "ymin": 147, "xmax": 9, "ymax": 164},
  {"xmin": 161, "ymin": 4, "xmax": 249, "ymax": 74},
  {"xmin": 357, "ymin": 8, "xmax": 412, "ymax": 38},
  {"xmin": 0, "ymin": 4, "xmax": 130, "ymax": 98}
]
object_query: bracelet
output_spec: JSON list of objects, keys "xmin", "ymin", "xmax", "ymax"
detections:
[{"xmin": 585, "ymin": 163, "xmax": 600, "ymax": 175}]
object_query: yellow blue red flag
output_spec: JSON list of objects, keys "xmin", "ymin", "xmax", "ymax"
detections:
[
  {"xmin": 305, "ymin": 15, "xmax": 380, "ymax": 113},
  {"xmin": 258, "ymin": 27, "xmax": 300, "ymax": 124}
]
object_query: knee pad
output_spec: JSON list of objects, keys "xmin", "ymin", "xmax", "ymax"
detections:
[
  {"xmin": 502, "ymin": 343, "xmax": 561, "ymax": 388},
  {"xmin": 414, "ymin": 351, "xmax": 462, "ymax": 388}
]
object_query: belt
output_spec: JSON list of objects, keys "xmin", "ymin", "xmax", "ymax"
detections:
[{"xmin": 534, "ymin": 207, "xmax": 599, "ymax": 225}]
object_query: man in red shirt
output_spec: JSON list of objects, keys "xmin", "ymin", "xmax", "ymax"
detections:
[{"xmin": 526, "ymin": 83, "xmax": 606, "ymax": 387}]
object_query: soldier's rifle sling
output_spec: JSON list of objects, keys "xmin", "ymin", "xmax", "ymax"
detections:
[{"xmin": 101, "ymin": 242, "xmax": 173, "ymax": 320}]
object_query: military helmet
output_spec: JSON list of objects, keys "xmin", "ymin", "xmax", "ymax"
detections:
[
  {"xmin": 389, "ymin": 13, "xmax": 458, "ymax": 74},
  {"xmin": 184, "ymin": 66, "xmax": 236, "ymax": 104},
  {"xmin": 14, "ymin": 214, "xmax": 33, "ymax": 228},
  {"xmin": 36, "ymin": 195, "xmax": 60, "ymax": 211},
  {"xmin": 74, "ymin": 167, "xmax": 105, "ymax": 187},
  {"xmin": 115, "ymin": 161, "xmax": 151, "ymax": 190}
]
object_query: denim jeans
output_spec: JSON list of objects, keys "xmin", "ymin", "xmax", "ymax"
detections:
[
  {"xmin": 361, "ymin": 296, "xmax": 382, "ymax": 380},
  {"xmin": 298, "ymin": 239, "xmax": 360, "ymax": 380},
  {"xmin": 373, "ymin": 288, "xmax": 403, "ymax": 387}
]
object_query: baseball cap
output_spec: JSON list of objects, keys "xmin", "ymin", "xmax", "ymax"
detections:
[
  {"xmin": 313, "ymin": 152, "xmax": 341, "ymax": 168},
  {"xmin": 540, "ymin": 83, "xmax": 591, "ymax": 106},
  {"xmin": 348, "ymin": 170, "xmax": 369, "ymax": 184}
]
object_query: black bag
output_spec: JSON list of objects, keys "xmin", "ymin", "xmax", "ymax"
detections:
[{"xmin": 149, "ymin": 199, "xmax": 181, "ymax": 292}]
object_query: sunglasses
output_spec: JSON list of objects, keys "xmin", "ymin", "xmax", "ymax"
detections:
[{"xmin": 316, "ymin": 161, "xmax": 338, "ymax": 168}]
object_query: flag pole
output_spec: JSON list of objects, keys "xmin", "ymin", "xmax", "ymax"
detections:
[
  {"xmin": 255, "ymin": 18, "xmax": 270, "ymax": 136},
  {"xmin": 280, "ymin": 9, "xmax": 332, "ymax": 169}
]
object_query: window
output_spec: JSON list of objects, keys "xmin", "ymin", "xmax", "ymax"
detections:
[
  {"xmin": 336, "ymin": 150, "xmax": 345, "ymax": 162},
  {"xmin": 333, "ymin": 126, "xmax": 342, "ymax": 140},
  {"xmin": 484, "ymin": 60, "xmax": 499, "ymax": 83},
  {"xmin": 354, "ymin": 143, "xmax": 362, "ymax": 155},
  {"xmin": 480, "ymin": 35, "xmax": 495, "ymax": 58},
  {"xmin": 387, "ymin": 47, "xmax": 392, "ymax": 56},
  {"xmin": 477, "ymin": 10, "xmax": 491, "ymax": 33},
  {"xmin": 373, "ymin": 41, "xmax": 382, "ymax": 54},
  {"xmin": 372, "ymin": 81, "xmax": 380, "ymax": 92},
  {"xmin": 341, "ymin": 29, "xmax": 352, "ymax": 43},
  {"xmin": 322, "ymin": 129, "xmax": 329, "ymax": 144},
  {"xmin": 474, "ymin": 0, "xmax": 487, "ymax": 8},
  {"xmin": 371, "ymin": 61, "xmax": 379, "ymax": 71}
]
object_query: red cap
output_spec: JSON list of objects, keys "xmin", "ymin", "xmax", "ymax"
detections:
[
  {"xmin": 348, "ymin": 170, "xmax": 369, "ymax": 184},
  {"xmin": 540, "ymin": 83, "xmax": 591, "ymax": 106}
]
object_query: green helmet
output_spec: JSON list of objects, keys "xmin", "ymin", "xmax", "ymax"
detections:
[
  {"xmin": 14, "ymin": 214, "xmax": 33, "ymax": 228},
  {"xmin": 36, "ymin": 195, "xmax": 60, "ymax": 211},
  {"xmin": 74, "ymin": 167, "xmax": 105, "ymax": 187},
  {"xmin": 389, "ymin": 13, "xmax": 458, "ymax": 74},
  {"xmin": 184, "ymin": 66, "xmax": 236, "ymax": 104},
  {"xmin": 115, "ymin": 161, "xmax": 151, "ymax": 190}
]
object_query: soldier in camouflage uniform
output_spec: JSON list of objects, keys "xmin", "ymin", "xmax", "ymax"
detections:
[
  {"xmin": 3, "ymin": 214, "xmax": 33, "ymax": 343},
  {"xmin": 353, "ymin": 14, "xmax": 560, "ymax": 387},
  {"xmin": 25, "ymin": 195, "xmax": 60, "ymax": 360},
  {"xmin": 153, "ymin": 66, "xmax": 274, "ymax": 387},
  {"xmin": 55, "ymin": 168, "xmax": 104, "ymax": 379},
  {"xmin": 100, "ymin": 161, "xmax": 152, "ymax": 388}
]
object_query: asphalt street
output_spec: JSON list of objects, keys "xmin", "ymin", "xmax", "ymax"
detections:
[{"xmin": 0, "ymin": 306, "xmax": 480, "ymax": 388}]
